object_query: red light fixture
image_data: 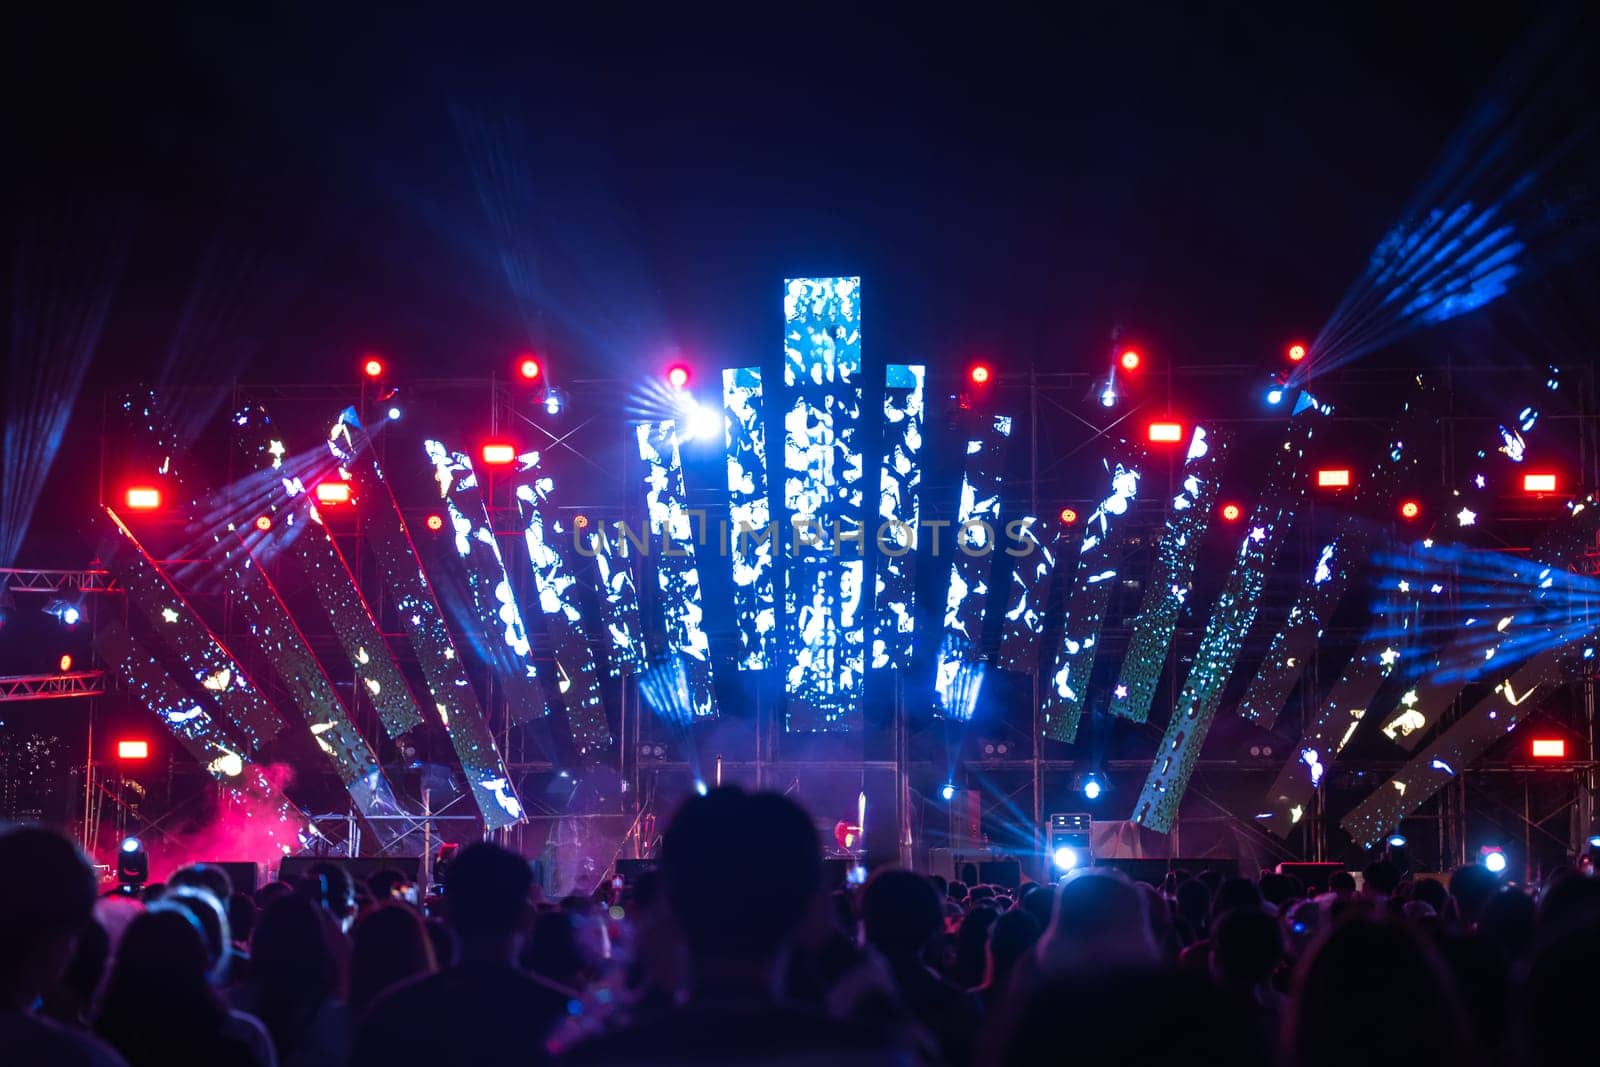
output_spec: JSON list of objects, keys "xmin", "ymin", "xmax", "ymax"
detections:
[
  {"xmin": 362, "ymin": 356, "xmax": 385, "ymax": 379},
  {"xmin": 124, "ymin": 486, "xmax": 162, "ymax": 510},
  {"xmin": 117, "ymin": 739, "xmax": 150, "ymax": 761},
  {"xmin": 1220, "ymin": 502, "xmax": 1243, "ymax": 522},
  {"xmin": 1399, "ymin": 500, "xmax": 1421, "ymax": 520},
  {"xmin": 254, "ymin": 515, "xmax": 273, "ymax": 532},
  {"xmin": 1146, "ymin": 421, "xmax": 1183, "ymax": 443},
  {"xmin": 314, "ymin": 481, "xmax": 352, "ymax": 505},
  {"xmin": 58, "ymin": 654, "xmax": 73, "ymax": 672},
  {"xmin": 1119, "ymin": 349, "xmax": 1141, "ymax": 372},
  {"xmin": 1058, "ymin": 507, "xmax": 1079, "ymax": 525},
  {"xmin": 1287, "ymin": 343, "xmax": 1307, "ymax": 363},
  {"xmin": 667, "ymin": 365, "xmax": 691, "ymax": 390},
  {"xmin": 517, "ymin": 355, "xmax": 541, "ymax": 381},
  {"xmin": 1316, "ymin": 468, "xmax": 1352, "ymax": 489},
  {"xmin": 575, "ymin": 514, "xmax": 590, "ymax": 529},
  {"xmin": 1523, "ymin": 472, "xmax": 1557, "ymax": 494},
  {"xmin": 480, "ymin": 442, "xmax": 516, "ymax": 466},
  {"xmin": 425, "ymin": 514, "xmax": 445, "ymax": 532},
  {"xmin": 1530, "ymin": 738, "xmax": 1566, "ymax": 759},
  {"xmin": 969, "ymin": 363, "xmax": 992, "ymax": 385}
]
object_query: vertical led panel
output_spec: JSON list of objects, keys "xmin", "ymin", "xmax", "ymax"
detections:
[
  {"xmin": 513, "ymin": 455, "xmax": 613, "ymax": 756},
  {"xmin": 871, "ymin": 363, "xmax": 925, "ymax": 670},
  {"xmin": 995, "ymin": 514, "xmax": 1066, "ymax": 673},
  {"xmin": 98, "ymin": 619, "xmax": 314, "ymax": 853},
  {"xmin": 331, "ymin": 410, "xmax": 524, "ymax": 831},
  {"xmin": 782, "ymin": 277, "xmax": 866, "ymax": 731},
  {"xmin": 1340, "ymin": 645, "xmax": 1570, "ymax": 847},
  {"xmin": 1110, "ymin": 428, "xmax": 1224, "ymax": 723},
  {"xmin": 232, "ymin": 404, "xmax": 425, "ymax": 738},
  {"xmin": 1133, "ymin": 401, "xmax": 1325, "ymax": 832},
  {"xmin": 423, "ymin": 440, "xmax": 546, "ymax": 721},
  {"xmin": 637, "ymin": 420, "xmax": 716, "ymax": 720},
  {"xmin": 1041, "ymin": 444, "xmax": 1142, "ymax": 742},
  {"xmin": 582, "ymin": 516, "xmax": 645, "ymax": 677},
  {"xmin": 722, "ymin": 367, "xmax": 776, "ymax": 670},
  {"xmin": 105, "ymin": 509, "xmax": 287, "ymax": 752}
]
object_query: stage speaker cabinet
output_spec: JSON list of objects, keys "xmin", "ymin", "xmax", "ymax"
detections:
[
  {"xmin": 207, "ymin": 861, "xmax": 260, "ymax": 895},
  {"xmin": 949, "ymin": 789, "xmax": 983, "ymax": 852},
  {"xmin": 1275, "ymin": 861, "xmax": 1347, "ymax": 894},
  {"xmin": 278, "ymin": 856, "xmax": 422, "ymax": 890}
]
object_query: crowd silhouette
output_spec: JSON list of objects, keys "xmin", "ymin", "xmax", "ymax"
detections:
[{"xmin": 3, "ymin": 786, "xmax": 1597, "ymax": 1065}]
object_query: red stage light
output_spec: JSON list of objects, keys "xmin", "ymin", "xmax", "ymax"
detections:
[
  {"xmin": 1146, "ymin": 421, "xmax": 1183, "ymax": 443},
  {"xmin": 1399, "ymin": 500, "xmax": 1421, "ymax": 520},
  {"xmin": 124, "ymin": 486, "xmax": 162, "ymax": 510},
  {"xmin": 1119, "ymin": 350, "xmax": 1141, "ymax": 372},
  {"xmin": 1287, "ymin": 343, "xmax": 1307, "ymax": 363},
  {"xmin": 481, "ymin": 442, "xmax": 516, "ymax": 465},
  {"xmin": 517, "ymin": 356, "xmax": 541, "ymax": 381},
  {"xmin": 117, "ymin": 740, "xmax": 150, "ymax": 761},
  {"xmin": 969, "ymin": 364, "xmax": 991, "ymax": 385},
  {"xmin": 667, "ymin": 365, "xmax": 691, "ymax": 389},
  {"xmin": 425, "ymin": 514, "xmax": 445, "ymax": 532},
  {"xmin": 362, "ymin": 357, "xmax": 385, "ymax": 379},
  {"xmin": 1059, "ymin": 507, "xmax": 1079, "ymax": 525},
  {"xmin": 1530, "ymin": 738, "xmax": 1566, "ymax": 759},
  {"xmin": 1220, "ymin": 502, "xmax": 1242, "ymax": 522},
  {"xmin": 314, "ymin": 481, "xmax": 352, "ymax": 505},
  {"xmin": 575, "ymin": 514, "xmax": 590, "ymax": 529},
  {"xmin": 254, "ymin": 515, "xmax": 273, "ymax": 532},
  {"xmin": 1523, "ymin": 472, "xmax": 1557, "ymax": 494},
  {"xmin": 59, "ymin": 654, "xmax": 73, "ymax": 672},
  {"xmin": 1316, "ymin": 468, "xmax": 1352, "ymax": 489}
]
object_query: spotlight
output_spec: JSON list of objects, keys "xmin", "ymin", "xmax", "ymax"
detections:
[
  {"xmin": 684, "ymin": 402, "xmax": 723, "ymax": 442},
  {"xmin": 387, "ymin": 406, "xmax": 402, "ymax": 421},
  {"xmin": 1082, "ymin": 775, "xmax": 1103, "ymax": 801},
  {"xmin": 667, "ymin": 365, "xmax": 691, "ymax": 390},
  {"xmin": 1287, "ymin": 343, "xmax": 1307, "ymax": 363},
  {"xmin": 116, "ymin": 739, "xmax": 150, "ymax": 761},
  {"xmin": 1220, "ymin": 502, "xmax": 1243, "ymax": 522},
  {"xmin": 1267, "ymin": 388, "xmax": 1284, "ymax": 405},
  {"xmin": 1588, "ymin": 832, "xmax": 1600, "ymax": 850},
  {"xmin": 695, "ymin": 780, "xmax": 709, "ymax": 796},
  {"xmin": 1530, "ymin": 737, "xmax": 1566, "ymax": 759},
  {"xmin": 58, "ymin": 654, "xmax": 73, "ymax": 672},
  {"xmin": 1386, "ymin": 832, "xmax": 1408, "ymax": 849},
  {"xmin": 44, "ymin": 598, "xmax": 82, "ymax": 627},
  {"xmin": 124, "ymin": 486, "xmax": 162, "ymax": 510},
  {"xmin": 1146, "ymin": 421, "xmax": 1183, "ymax": 443},
  {"xmin": 1058, "ymin": 507, "xmax": 1079, "ymax": 525},
  {"xmin": 1119, "ymin": 349, "xmax": 1141, "ymax": 372},
  {"xmin": 969, "ymin": 363, "xmax": 992, "ymax": 385},
  {"xmin": 1099, "ymin": 382, "xmax": 1117, "ymax": 408},
  {"xmin": 517, "ymin": 355, "xmax": 541, "ymax": 381},
  {"xmin": 544, "ymin": 390, "xmax": 564, "ymax": 415},
  {"xmin": 1479, "ymin": 846, "xmax": 1508, "ymax": 874},
  {"xmin": 480, "ymin": 442, "xmax": 516, "ymax": 465},
  {"xmin": 1048, "ymin": 812, "xmax": 1092, "ymax": 872},
  {"xmin": 1052, "ymin": 846, "xmax": 1079, "ymax": 871},
  {"xmin": 362, "ymin": 357, "xmax": 384, "ymax": 379},
  {"xmin": 1399, "ymin": 500, "xmax": 1421, "ymax": 520},
  {"xmin": 254, "ymin": 515, "xmax": 273, "ymax": 532},
  {"xmin": 1316, "ymin": 468, "xmax": 1352, "ymax": 489},
  {"xmin": 941, "ymin": 782, "xmax": 956, "ymax": 802},
  {"xmin": 425, "ymin": 514, "xmax": 445, "ymax": 532},
  {"xmin": 116, "ymin": 837, "xmax": 148, "ymax": 888},
  {"xmin": 314, "ymin": 481, "xmax": 352, "ymax": 505},
  {"xmin": 121, "ymin": 836, "xmax": 141, "ymax": 853},
  {"xmin": 1523, "ymin": 472, "xmax": 1557, "ymax": 494}
]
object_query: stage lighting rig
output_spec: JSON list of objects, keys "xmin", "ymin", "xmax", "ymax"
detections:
[
  {"xmin": 1287, "ymin": 343, "xmax": 1307, "ymax": 363},
  {"xmin": 116, "ymin": 837, "xmax": 148, "ymax": 889},
  {"xmin": 1523, "ymin": 472, "xmax": 1557, "ymax": 494},
  {"xmin": 1479, "ymin": 846, "xmax": 1508, "ymax": 874},
  {"xmin": 517, "ymin": 355, "xmax": 541, "ymax": 381},
  {"xmin": 362, "ymin": 356, "xmax": 385, "ymax": 379},
  {"xmin": 314, "ymin": 481, "xmax": 352, "ymax": 505},
  {"xmin": 480, "ymin": 442, "xmax": 516, "ymax": 465},
  {"xmin": 667, "ymin": 364, "xmax": 691, "ymax": 389},
  {"xmin": 116, "ymin": 739, "xmax": 150, "ymax": 761},
  {"xmin": 1048, "ymin": 813, "xmax": 1092, "ymax": 872},
  {"xmin": 124, "ymin": 486, "xmax": 162, "ymax": 510},
  {"xmin": 43, "ymin": 597, "xmax": 82, "ymax": 627},
  {"xmin": 968, "ymin": 363, "xmax": 991, "ymax": 385}
]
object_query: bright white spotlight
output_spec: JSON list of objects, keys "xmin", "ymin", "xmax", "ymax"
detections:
[
  {"xmin": 1386, "ymin": 833, "xmax": 1407, "ymax": 849},
  {"xmin": 387, "ymin": 406, "xmax": 401, "ymax": 420},
  {"xmin": 120, "ymin": 836, "xmax": 141, "ymax": 854},
  {"xmin": 545, "ymin": 390, "xmax": 564, "ymax": 415},
  {"xmin": 1083, "ymin": 776, "xmax": 1102, "ymax": 801},
  {"xmin": 694, "ymin": 779, "xmax": 708, "ymax": 796},
  {"xmin": 1052, "ymin": 845, "xmax": 1079, "ymax": 871},
  {"xmin": 1267, "ymin": 388, "xmax": 1284, "ymax": 405},
  {"xmin": 1588, "ymin": 833, "xmax": 1600, "ymax": 849},
  {"xmin": 940, "ymin": 782, "xmax": 956, "ymax": 802},
  {"xmin": 1099, "ymin": 382, "xmax": 1117, "ymax": 408},
  {"xmin": 684, "ymin": 402, "xmax": 722, "ymax": 442},
  {"xmin": 1481, "ymin": 848, "xmax": 1508, "ymax": 874}
]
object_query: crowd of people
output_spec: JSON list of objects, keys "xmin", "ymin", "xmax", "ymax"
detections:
[{"xmin": 3, "ymin": 787, "xmax": 1596, "ymax": 1065}]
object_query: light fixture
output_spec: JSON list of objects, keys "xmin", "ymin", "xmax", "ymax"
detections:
[
  {"xmin": 1220, "ymin": 502, "xmax": 1242, "ymax": 522},
  {"xmin": 684, "ymin": 402, "xmax": 722, "ymax": 442},
  {"xmin": 1119, "ymin": 350, "xmax": 1141, "ymax": 372},
  {"xmin": 1316, "ymin": 468, "xmax": 1352, "ymax": 488},
  {"xmin": 1530, "ymin": 738, "xmax": 1566, "ymax": 759},
  {"xmin": 58, "ymin": 654, "xmax": 73, "ymax": 672},
  {"xmin": 969, "ymin": 363, "xmax": 991, "ymax": 385},
  {"xmin": 1146, "ymin": 421, "xmax": 1183, "ymax": 443},
  {"xmin": 1058, "ymin": 507, "xmax": 1079, "ymax": 525},
  {"xmin": 387, "ymin": 406, "xmax": 402, "ymax": 420},
  {"xmin": 1267, "ymin": 388, "xmax": 1284, "ymax": 405},
  {"xmin": 117, "ymin": 837, "xmax": 148, "ymax": 887},
  {"xmin": 1052, "ymin": 845, "xmax": 1079, "ymax": 871},
  {"xmin": 425, "ymin": 514, "xmax": 445, "ymax": 532},
  {"xmin": 362, "ymin": 357, "xmax": 384, "ymax": 378},
  {"xmin": 941, "ymin": 782, "xmax": 956, "ymax": 802},
  {"xmin": 314, "ymin": 481, "xmax": 352, "ymax": 504},
  {"xmin": 667, "ymin": 365, "xmax": 691, "ymax": 389},
  {"xmin": 1399, "ymin": 500, "xmax": 1421, "ymax": 520},
  {"xmin": 517, "ymin": 355, "xmax": 541, "ymax": 381},
  {"xmin": 116, "ymin": 739, "xmax": 150, "ymax": 761},
  {"xmin": 480, "ymin": 443, "xmax": 516, "ymax": 465},
  {"xmin": 1386, "ymin": 831, "xmax": 1408, "ymax": 849},
  {"xmin": 254, "ymin": 515, "xmax": 273, "ymax": 532},
  {"xmin": 1523, "ymin": 472, "xmax": 1557, "ymax": 494},
  {"xmin": 1287, "ymin": 343, "xmax": 1307, "ymax": 363},
  {"xmin": 124, "ymin": 486, "xmax": 162, "ymax": 510},
  {"xmin": 1479, "ymin": 846, "xmax": 1508, "ymax": 874},
  {"xmin": 1082, "ymin": 775, "xmax": 1103, "ymax": 801}
]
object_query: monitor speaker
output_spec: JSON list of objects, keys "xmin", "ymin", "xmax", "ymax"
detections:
[{"xmin": 206, "ymin": 861, "xmax": 260, "ymax": 895}]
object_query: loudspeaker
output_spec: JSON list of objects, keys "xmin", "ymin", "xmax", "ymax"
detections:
[
  {"xmin": 1274, "ymin": 861, "xmax": 1347, "ymax": 894},
  {"xmin": 277, "ymin": 856, "xmax": 422, "ymax": 890},
  {"xmin": 1092, "ymin": 857, "xmax": 1241, "ymax": 886},
  {"xmin": 209, "ymin": 862, "xmax": 260, "ymax": 895}
]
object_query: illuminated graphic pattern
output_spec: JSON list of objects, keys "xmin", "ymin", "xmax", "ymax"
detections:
[
  {"xmin": 583, "ymin": 517, "xmax": 644, "ymax": 677},
  {"xmin": 934, "ymin": 632, "xmax": 986, "ymax": 723},
  {"xmin": 106, "ymin": 511, "xmax": 286, "ymax": 752},
  {"xmin": 637, "ymin": 421, "xmax": 716, "ymax": 721},
  {"xmin": 1042, "ymin": 444, "xmax": 1141, "ymax": 742},
  {"xmin": 1340, "ymin": 645, "xmax": 1569, "ymax": 847},
  {"xmin": 782, "ymin": 277, "xmax": 866, "ymax": 731},
  {"xmin": 1110, "ymin": 428, "xmax": 1224, "ymax": 723},
  {"xmin": 1133, "ymin": 403, "xmax": 1325, "ymax": 832},
  {"xmin": 995, "ymin": 514, "xmax": 1064, "ymax": 673},
  {"xmin": 332, "ymin": 411, "xmax": 524, "ymax": 830},
  {"xmin": 233, "ymin": 404, "xmax": 424, "ymax": 738},
  {"xmin": 872, "ymin": 363, "xmax": 925, "ymax": 670},
  {"xmin": 99, "ymin": 619, "xmax": 314, "ymax": 853},
  {"xmin": 424, "ymin": 440, "xmax": 545, "ymax": 721},
  {"xmin": 722, "ymin": 367, "xmax": 776, "ymax": 670},
  {"xmin": 513, "ymin": 454, "xmax": 612, "ymax": 756}
]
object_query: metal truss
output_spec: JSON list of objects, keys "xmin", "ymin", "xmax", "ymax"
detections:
[
  {"xmin": 0, "ymin": 670, "xmax": 109, "ymax": 702},
  {"xmin": 0, "ymin": 568, "xmax": 119, "ymax": 593}
]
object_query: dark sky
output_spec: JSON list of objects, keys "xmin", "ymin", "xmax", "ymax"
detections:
[{"xmin": 5, "ymin": 1, "xmax": 1585, "ymax": 563}]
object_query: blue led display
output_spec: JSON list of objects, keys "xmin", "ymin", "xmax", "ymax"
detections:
[
  {"xmin": 722, "ymin": 367, "xmax": 776, "ymax": 670},
  {"xmin": 871, "ymin": 363, "xmax": 925, "ymax": 670}
]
